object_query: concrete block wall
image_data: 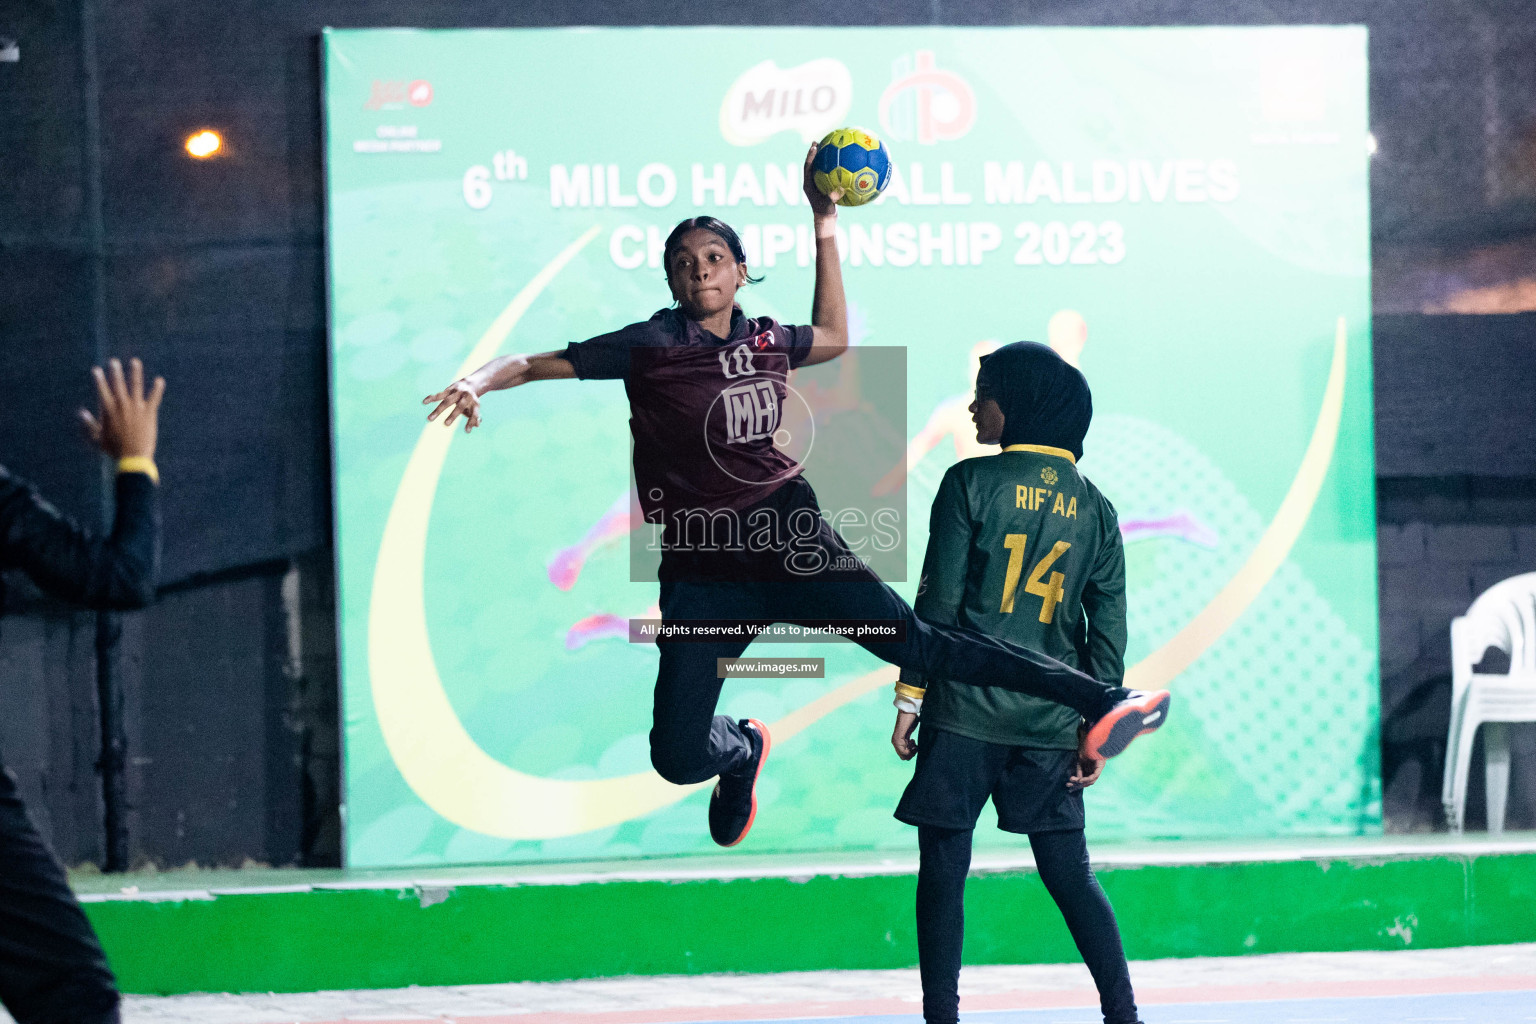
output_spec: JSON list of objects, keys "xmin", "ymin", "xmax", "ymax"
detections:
[
  {"xmin": 0, "ymin": 555, "xmax": 339, "ymax": 869},
  {"xmin": 1377, "ymin": 478, "xmax": 1536, "ymax": 833}
]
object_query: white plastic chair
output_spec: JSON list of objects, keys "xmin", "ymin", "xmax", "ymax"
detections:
[{"xmin": 1442, "ymin": 571, "xmax": 1536, "ymax": 834}]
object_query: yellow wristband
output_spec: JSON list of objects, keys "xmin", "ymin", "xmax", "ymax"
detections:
[
  {"xmin": 117, "ymin": 457, "xmax": 160, "ymax": 485},
  {"xmin": 894, "ymin": 682, "xmax": 928, "ymax": 701}
]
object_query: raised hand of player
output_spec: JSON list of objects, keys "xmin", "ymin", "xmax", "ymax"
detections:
[
  {"xmin": 891, "ymin": 710, "xmax": 918, "ymax": 760},
  {"xmin": 423, "ymin": 379, "xmax": 483, "ymax": 433},
  {"xmin": 80, "ymin": 357, "xmax": 166, "ymax": 460},
  {"xmin": 803, "ymin": 141, "xmax": 841, "ymax": 219}
]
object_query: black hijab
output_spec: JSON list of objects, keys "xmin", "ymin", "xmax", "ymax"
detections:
[{"xmin": 975, "ymin": 341, "xmax": 1092, "ymax": 459}]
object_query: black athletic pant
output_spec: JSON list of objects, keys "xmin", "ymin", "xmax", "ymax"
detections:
[
  {"xmin": 651, "ymin": 575, "xmax": 1121, "ymax": 784},
  {"xmin": 917, "ymin": 826, "xmax": 1138, "ymax": 1024},
  {"xmin": 0, "ymin": 759, "xmax": 121, "ymax": 1024},
  {"xmin": 650, "ymin": 478, "xmax": 1124, "ymax": 785}
]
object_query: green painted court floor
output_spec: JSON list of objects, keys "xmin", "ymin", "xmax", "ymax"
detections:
[
  {"xmin": 68, "ymin": 832, "xmax": 1536, "ymax": 898},
  {"xmin": 70, "ymin": 834, "xmax": 1536, "ymax": 996}
]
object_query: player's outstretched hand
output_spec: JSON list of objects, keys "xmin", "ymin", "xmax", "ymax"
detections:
[
  {"xmin": 80, "ymin": 357, "xmax": 165, "ymax": 460},
  {"xmin": 891, "ymin": 710, "xmax": 918, "ymax": 760},
  {"xmin": 803, "ymin": 141, "xmax": 841, "ymax": 217},
  {"xmin": 423, "ymin": 380, "xmax": 483, "ymax": 433}
]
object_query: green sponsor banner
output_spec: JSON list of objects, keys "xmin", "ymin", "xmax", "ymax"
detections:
[{"xmin": 323, "ymin": 26, "xmax": 1377, "ymax": 868}]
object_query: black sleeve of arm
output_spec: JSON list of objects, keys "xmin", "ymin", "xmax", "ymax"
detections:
[
  {"xmin": 562, "ymin": 322, "xmax": 648, "ymax": 380},
  {"xmin": 786, "ymin": 324, "xmax": 816, "ymax": 368},
  {"xmin": 0, "ymin": 467, "xmax": 161, "ymax": 610},
  {"xmin": 1079, "ymin": 510, "xmax": 1127, "ymax": 687}
]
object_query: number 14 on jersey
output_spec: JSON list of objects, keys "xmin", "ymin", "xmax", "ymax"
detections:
[{"xmin": 1000, "ymin": 535, "xmax": 1071, "ymax": 624}]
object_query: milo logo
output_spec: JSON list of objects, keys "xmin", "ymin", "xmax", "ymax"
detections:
[{"xmin": 720, "ymin": 59, "xmax": 853, "ymax": 147}]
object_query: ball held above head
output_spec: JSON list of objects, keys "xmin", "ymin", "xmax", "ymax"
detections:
[{"xmin": 812, "ymin": 127, "xmax": 893, "ymax": 208}]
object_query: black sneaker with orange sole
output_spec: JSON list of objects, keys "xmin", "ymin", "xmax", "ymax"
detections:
[
  {"xmin": 708, "ymin": 718, "xmax": 771, "ymax": 847},
  {"xmin": 1083, "ymin": 690, "xmax": 1172, "ymax": 760}
]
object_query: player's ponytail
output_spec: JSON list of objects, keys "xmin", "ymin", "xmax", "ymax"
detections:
[{"xmin": 663, "ymin": 217, "xmax": 765, "ymax": 286}]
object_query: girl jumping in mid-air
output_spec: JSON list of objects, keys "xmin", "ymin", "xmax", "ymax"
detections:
[{"xmin": 423, "ymin": 143, "xmax": 1170, "ymax": 848}]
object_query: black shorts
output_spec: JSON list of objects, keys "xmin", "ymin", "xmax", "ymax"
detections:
[{"xmin": 895, "ymin": 725, "xmax": 1084, "ymax": 834}]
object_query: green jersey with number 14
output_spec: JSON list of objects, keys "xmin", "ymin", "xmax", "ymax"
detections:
[{"xmin": 909, "ymin": 444, "xmax": 1127, "ymax": 749}]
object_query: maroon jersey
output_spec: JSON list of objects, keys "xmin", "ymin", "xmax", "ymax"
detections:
[{"xmin": 562, "ymin": 307, "xmax": 815, "ymax": 523}]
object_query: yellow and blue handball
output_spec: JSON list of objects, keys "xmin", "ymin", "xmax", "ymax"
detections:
[{"xmin": 812, "ymin": 127, "xmax": 892, "ymax": 207}]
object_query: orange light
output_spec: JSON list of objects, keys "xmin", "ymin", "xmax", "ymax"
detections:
[{"xmin": 185, "ymin": 130, "xmax": 222, "ymax": 159}]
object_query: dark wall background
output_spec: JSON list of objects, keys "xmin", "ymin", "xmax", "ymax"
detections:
[{"xmin": 1, "ymin": 0, "xmax": 1534, "ymax": 868}]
